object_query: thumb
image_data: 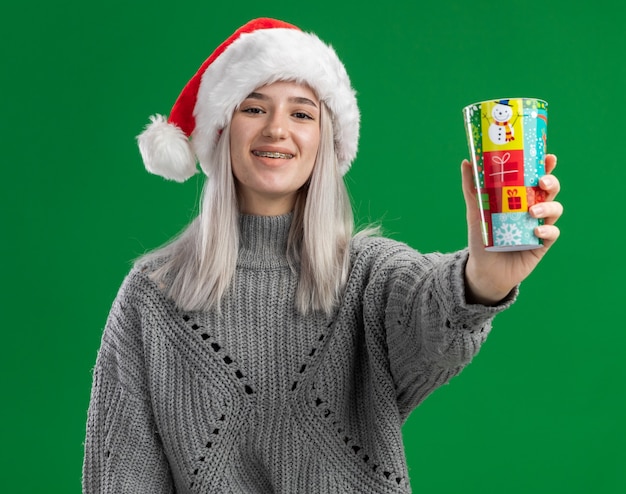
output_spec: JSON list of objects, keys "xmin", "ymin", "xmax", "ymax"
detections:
[
  {"xmin": 461, "ymin": 159, "xmax": 480, "ymax": 221},
  {"xmin": 461, "ymin": 159, "xmax": 487, "ymax": 253}
]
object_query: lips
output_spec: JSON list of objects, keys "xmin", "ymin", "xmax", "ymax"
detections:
[{"xmin": 252, "ymin": 150, "xmax": 294, "ymax": 159}]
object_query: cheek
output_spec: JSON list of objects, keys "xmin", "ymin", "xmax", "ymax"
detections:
[
  {"xmin": 229, "ymin": 142, "xmax": 246, "ymax": 183},
  {"xmin": 230, "ymin": 150, "xmax": 249, "ymax": 185},
  {"xmin": 229, "ymin": 128, "xmax": 247, "ymax": 170},
  {"xmin": 229, "ymin": 116, "xmax": 248, "ymax": 153},
  {"xmin": 303, "ymin": 130, "xmax": 321, "ymax": 158}
]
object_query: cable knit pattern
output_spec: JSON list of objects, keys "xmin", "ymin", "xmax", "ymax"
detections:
[{"xmin": 83, "ymin": 214, "xmax": 515, "ymax": 493}]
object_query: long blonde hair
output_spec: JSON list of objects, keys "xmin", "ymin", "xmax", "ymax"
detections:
[{"xmin": 138, "ymin": 103, "xmax": 358, "ymax": 315}]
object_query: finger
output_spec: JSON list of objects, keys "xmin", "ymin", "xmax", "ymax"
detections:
[
  {"xmin": 530, "ymin": 200, "xmax": 564, "ymax": 225},
  {"xmin": 545, "ymin": 154, "xmax": 557, "ymax": 174},
  {"xmin": 539, "ymin": 173, "xmax": 561, "ymax": 201},
  {"xmin": 535, "ymin": 223, "xmax": 560, "ymax": 248}
]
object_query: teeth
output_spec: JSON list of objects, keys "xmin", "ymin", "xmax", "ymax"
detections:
[{"xmin": 253, "ymin": 151, "xmax": 294, "ymax": 159}]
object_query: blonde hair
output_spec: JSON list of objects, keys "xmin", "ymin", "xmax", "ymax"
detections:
[{"xmin": 138, "ymin": 103, "xmax": 360, "ymax": 315}]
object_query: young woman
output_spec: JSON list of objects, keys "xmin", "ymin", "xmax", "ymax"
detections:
[{"xmin": 83, "ymin": 18, "xmax": 562, "ymax": 493}]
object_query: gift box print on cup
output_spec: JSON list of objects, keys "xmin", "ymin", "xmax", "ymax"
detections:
[{"xmin": 463, "ymin": 98, "xmax": 548, "ymax": 251}]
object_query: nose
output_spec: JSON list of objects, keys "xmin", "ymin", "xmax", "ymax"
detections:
[{"xmin": 262, "ymin": 111, "xmax": 289, "ymax": 140}]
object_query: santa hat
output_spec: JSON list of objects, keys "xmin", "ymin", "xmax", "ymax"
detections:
[{"xmin": 137, "ymin": 17, "xmax": 359, "ymax": 182}]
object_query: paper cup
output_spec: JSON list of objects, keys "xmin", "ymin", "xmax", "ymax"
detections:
[{"xmin": 463, "ymin": 98, "xmax": 548, "ymax": 251}]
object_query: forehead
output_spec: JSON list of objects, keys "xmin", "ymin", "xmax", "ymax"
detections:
[{"xmin": 247, "ymin": 80, "xmax": 319, "ymax": 101}]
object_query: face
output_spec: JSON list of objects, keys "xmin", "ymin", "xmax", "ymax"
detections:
[
  {"xmin": 492, "ymin": 104, "xmax": 513, "ymax": 122},
  {"xmin": 230, "ymin": 80, "xmax": 321, "ymax": 215}
]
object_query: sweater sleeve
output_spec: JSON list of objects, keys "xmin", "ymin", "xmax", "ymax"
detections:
[
  {"xmin": 364, "ymin": 243, "xmax": 516, "ymax": 419},
  {"xmin": 83, "ymin": 272, "xmax": 174, "ymax": 494}
]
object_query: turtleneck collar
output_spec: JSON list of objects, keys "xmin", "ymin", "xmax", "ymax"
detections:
[{"xmin": 237, "ymin": 213, "xmax": 293, "ymax": 269}]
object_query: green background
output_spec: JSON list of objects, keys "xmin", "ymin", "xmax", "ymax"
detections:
[{"xmin": 2, "ymin": 0, "xmax": 624, "ymax": 492}]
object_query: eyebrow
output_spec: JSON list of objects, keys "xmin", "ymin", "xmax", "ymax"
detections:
[{"xmin": 246, "ymin": 91, "xmax": 319, "ymax": 108}]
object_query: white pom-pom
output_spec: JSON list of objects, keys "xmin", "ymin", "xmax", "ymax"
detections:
[{"xmin": 137, "ymin": 114, "xmax": 197, "ymax": 182}]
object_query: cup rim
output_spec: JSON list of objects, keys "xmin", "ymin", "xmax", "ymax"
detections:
[{"xmin": 463, "ymin": 97, "xmax": 548, "ymax": 111}]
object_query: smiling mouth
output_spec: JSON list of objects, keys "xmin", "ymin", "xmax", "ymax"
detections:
[{"xmin": 252, "ymin": 151, "xmax": 294, "ymax": 159}]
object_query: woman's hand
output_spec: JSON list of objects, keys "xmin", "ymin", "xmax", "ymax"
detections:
[{"xmin": 462, "ymin": 154, "xmax": 563, "ymax": 305}]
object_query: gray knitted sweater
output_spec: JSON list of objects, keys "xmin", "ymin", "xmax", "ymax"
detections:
[{"xmin": 83, "ymin": 214, "xmax": 514, "ymax": 493}]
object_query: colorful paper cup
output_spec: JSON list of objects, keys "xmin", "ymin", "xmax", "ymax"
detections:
[{"xmin": 463, "ymin": 97, "xmax": 548, "ymax": 251}]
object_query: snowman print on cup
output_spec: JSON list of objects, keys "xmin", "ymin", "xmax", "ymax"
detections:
[{"xmin": 487, "ymin": 99, "xmax": 519, "ymax": 145}]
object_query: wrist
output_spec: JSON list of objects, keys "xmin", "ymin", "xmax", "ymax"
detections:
[{"xmin": 464, "ymin": 258, "xmax": 513, "ymax": 305}]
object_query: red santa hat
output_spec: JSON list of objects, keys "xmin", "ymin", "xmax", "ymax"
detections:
[{"xmin": 137, "ymin": 17, "xmax": 359, "ymax": 182}]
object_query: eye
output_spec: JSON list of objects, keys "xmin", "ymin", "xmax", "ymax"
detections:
[
  {"xmin": 293, "ymin": 111, "xmax": 314, "ymax": 120},
  {"xmin": 241, "ymin": 106, "xmax": 264, "ymax": 114}
]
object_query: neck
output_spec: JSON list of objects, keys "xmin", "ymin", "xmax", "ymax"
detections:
[{"xmin": 237, "ymin": 190, "xmax": 297, "ymax": 216}]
